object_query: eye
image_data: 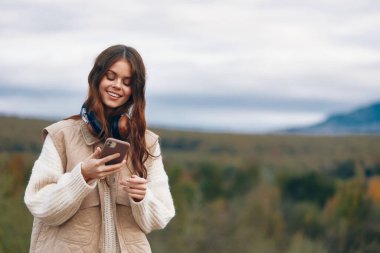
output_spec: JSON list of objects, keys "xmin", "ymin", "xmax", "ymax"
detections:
[
  {"xmin": 106, "ymin": 72, "xmax": 116, "ymax": 81},
  {"xmin": 123, "ymin": 78, "xmax": 131, "ymax": 86}
]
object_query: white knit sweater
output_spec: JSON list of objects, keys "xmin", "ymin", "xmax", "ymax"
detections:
[
  {"xmin": 25, "ymin": 135, "xmax": 97, "ymax": 225},
  {"xmin": 25, "ymin": 134, "xmax": 175, "ymax": 252}
]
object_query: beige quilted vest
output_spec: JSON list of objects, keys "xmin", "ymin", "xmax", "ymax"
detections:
[{"xmin": 29, "ymin": 119, "xmax": 158, "ymax": 253}]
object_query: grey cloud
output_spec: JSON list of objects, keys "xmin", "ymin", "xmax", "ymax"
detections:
[
  {"xmin": 341, "ymin": 28, "xmax": 380, "ymax": 49},
  {"xmin": 0, "ymin": 0, "xmax": 379, "ymax": 132},
  {"xmin": 0, "ymin": 3, "xmax": 79, "ymax": 34}
]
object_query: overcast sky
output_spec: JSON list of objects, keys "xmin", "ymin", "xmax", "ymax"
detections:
[{"xmin": 0, "ymin": 0, "xmax": 379, "ymax": 133}]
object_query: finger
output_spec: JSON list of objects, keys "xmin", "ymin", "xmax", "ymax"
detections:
[
  {"xmin": 125, "ymin": 188, "xmax": 146, "ymax": 195},
  {"xmin": 100, "ymin": 152, "xmax": 121, "ymax": 164},
  {"xmin": 129, "ymin": 183, "xmax": 147, "ymax": 190},
  {"xmin": 99, "ymin": 168, "xmax": 122, "ymax": 179},
  {"xmin": 127, "ymin": 176, "xmax": 146, "ymax": 184},
  {"xmin": 120, "ymin": 180, "xmax": 129, "ymax": 187},
  {"xmin": 94, "ymin": 147, "xmax": 102, "ymax": 157},
  {"xmin": 89, "ymin": 147, "xmax": 102, "ymax": 159},
  {"xmin": 131, "ymin": 174, "xmax": 146, "ymax": 180},
  {"xmin": 119, "ymin": 175, "xmax": 146, "ymax": 185},
  {"xmin": 120, "ymin": 183, "xmax": 147, "ymax": 191},
  {"xmin": 101, "ymin": 160, "xmax": 126, "ymax": 173},
  {"xmin": 121, "ymin": 180, "xmax": 147, "ymax": 189},
  {"xmin": 128, "ymin": 193, "xmax": 145, "ymax": 200}
]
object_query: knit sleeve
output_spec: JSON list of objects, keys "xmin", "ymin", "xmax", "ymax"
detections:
[
  {"xmin": 24, "ymin": 134, "xmax": 97, "ymax": 226},
  {"xmin": 129, "ymin": 141, "xmax": 175, "ymax": 233}
]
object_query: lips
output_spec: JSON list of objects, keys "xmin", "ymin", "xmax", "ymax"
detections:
[{"xmin": 107, "ymin": 91, "xmax": 122, "ymax": 98}]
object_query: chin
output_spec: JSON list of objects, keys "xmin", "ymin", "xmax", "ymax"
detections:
[{"xmin": 106, "ymin": 101, "xmax": 128, "ymax": 109}]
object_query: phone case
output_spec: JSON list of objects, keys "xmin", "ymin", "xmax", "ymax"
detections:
[{"xmin": 100, "ymin": 138, "xmax": 130, "ymax": 165}]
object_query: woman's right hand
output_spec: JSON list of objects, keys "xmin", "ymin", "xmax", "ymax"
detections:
[{"xmin": 81, "ymin": 147, "xmax": 126, "ymax": 183}]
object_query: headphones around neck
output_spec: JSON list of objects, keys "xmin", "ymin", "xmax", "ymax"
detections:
[{"xmin": 80, "ymin": 103, "xmax": 129, "ymax": 140}]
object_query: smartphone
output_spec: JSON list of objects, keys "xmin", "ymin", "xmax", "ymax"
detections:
[{"xmin": 100, "ymin": 138, "xmax": 130, "ymax": 165}]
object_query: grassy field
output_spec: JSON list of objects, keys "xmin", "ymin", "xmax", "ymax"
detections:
[{"xmin": 1, "ymin": 116, "xmax": 380, "ymax": 253}]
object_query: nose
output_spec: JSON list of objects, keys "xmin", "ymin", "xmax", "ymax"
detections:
[{"xmin": 112, "ymin": 78, "xmax": 122, "ymax": 89}]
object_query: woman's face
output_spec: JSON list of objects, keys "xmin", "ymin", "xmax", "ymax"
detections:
[{"xmin": 99, "ymin": 59, "xmax": 132, "ymax": 109}]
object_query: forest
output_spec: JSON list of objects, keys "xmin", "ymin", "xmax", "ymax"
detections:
[{"xmin": 1, "ymin": 116, "xmax": 380, "ymax": 253}]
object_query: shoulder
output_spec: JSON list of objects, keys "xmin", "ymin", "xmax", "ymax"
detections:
[
  {"xmin": 43, "ymin": 119, "xmax": 82, "ymax": 140},
  {"xmin": 145, "ymin": 129, "xmax": 160, "ymax": 149}
]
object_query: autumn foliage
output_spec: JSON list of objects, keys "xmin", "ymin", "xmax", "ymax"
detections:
[{"xmin": 1, "ymin": 116, "xmax": 380, "ymax": 253}]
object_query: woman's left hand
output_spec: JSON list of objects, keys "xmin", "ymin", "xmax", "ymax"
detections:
[{"xmin": 120, "ymin": 175, "xmax": 147, "ymax": 202}]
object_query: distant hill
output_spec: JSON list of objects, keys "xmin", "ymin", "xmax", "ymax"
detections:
[
  {"xmin": 0, "ymin": 115, "xmax": 53, "ymax": 153},
  {"xmin": 284, "ymin": 101, "xmax": 380, "ymax": 134}
]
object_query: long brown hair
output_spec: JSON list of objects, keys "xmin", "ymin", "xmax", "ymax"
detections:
[{"xmin": 85, "ymin": 44, "xmax": 149, "ymax": 178}]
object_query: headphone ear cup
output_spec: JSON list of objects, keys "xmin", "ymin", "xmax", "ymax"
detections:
[
  {"xmin": 87, "ymin": 110, "xmax": 103, "ymax": 137},
  {"xmin": 118, "ymin": 115, "xmax": 130, "ymax": 140},
  {"xmin": 110, "ymin": 115, "xmax": 121, "ymax": 139}
]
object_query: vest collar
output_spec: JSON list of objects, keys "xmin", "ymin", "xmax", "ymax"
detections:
[{"xmin": 80, "ymin": 122, "xmax": 102, "ymax": 145}]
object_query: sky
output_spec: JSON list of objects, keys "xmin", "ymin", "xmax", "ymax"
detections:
[{"xmin": 0, "ymin": 0, "xmax": 379, "ymax": 133}]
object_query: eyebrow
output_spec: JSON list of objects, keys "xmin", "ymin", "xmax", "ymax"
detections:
[{"xmin": 107, "ymin": 69, "xmax": 131, "ymax": 79}]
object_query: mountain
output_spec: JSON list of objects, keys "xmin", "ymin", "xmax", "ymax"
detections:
[{"xmin": 284, "ymin": 101, "xmax": 380, "ymax": 134}]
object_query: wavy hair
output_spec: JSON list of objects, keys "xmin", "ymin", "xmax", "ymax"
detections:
[{"xmin": 85, "ymin": 44, "xmax": 149, "ymax": 178}]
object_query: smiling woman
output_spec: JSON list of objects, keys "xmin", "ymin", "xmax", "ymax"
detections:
[{"xmin": 24, "ymin": 45, "xmax": 175, "ymax": 253}]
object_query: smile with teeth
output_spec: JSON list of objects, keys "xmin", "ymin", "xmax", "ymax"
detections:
[{"xmin": 107, "ymin": 91, "xmax": 122, "ymax": 98}]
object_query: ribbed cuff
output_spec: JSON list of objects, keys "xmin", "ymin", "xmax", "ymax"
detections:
[
  {"xmin": 34, "ymin": 164, "xmax": 98, "ymax": 226},
  {"xmin": 70, "ymin": 163, "xmax": 97, "ymax": 194},
  {"xmin": 129, "ymin": 187, "xmax": 153, "ymax": 206},
  {"xmin": 130, "ymin": 188, "xmax": 162, "ymax": 233}
]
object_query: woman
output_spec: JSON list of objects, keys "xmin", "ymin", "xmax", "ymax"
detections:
[{"xmin": 24, "ymin": 45, "xmax": 175, "ymax": 253}]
